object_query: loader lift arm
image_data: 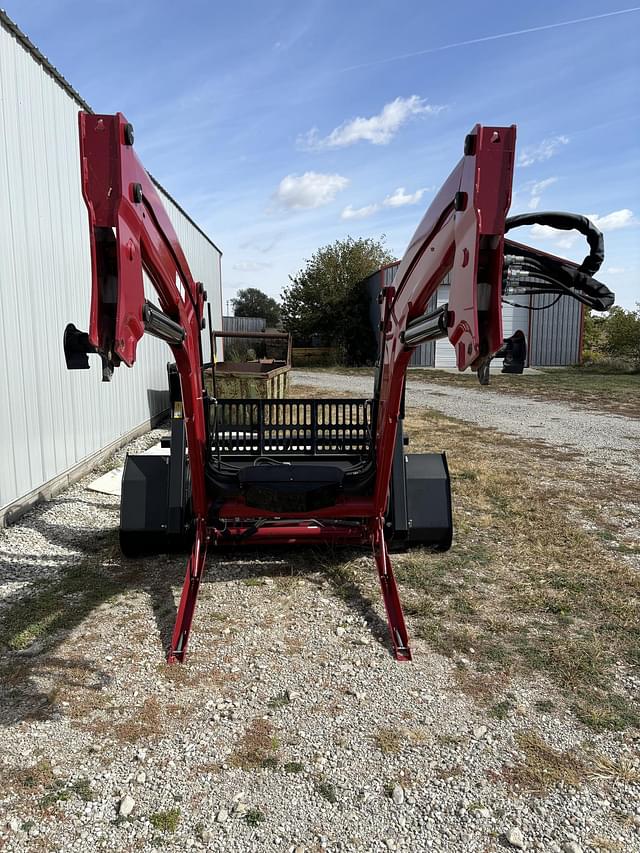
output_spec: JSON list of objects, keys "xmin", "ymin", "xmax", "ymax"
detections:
[{"xmin": 65, "ymin": 114, "xmax": 613, "ymax": 663}]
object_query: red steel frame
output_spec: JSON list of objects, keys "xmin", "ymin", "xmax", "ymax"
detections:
[{"xmin": 77, "ymin": 113, "xmax": 516, "ymax": 663}]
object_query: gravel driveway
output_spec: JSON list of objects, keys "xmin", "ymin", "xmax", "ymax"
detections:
[
  {"xmin": 0, "ymin": 413, "xmax": 638, "ymax": 851},
  {"xmin": 294, "ymin": 371, "xmax": 640, "ymax": 479}
]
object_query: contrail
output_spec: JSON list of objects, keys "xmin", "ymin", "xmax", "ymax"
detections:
[{"xmin": 340, "ymin": 7, "xmax": 640, "ymax": 73}]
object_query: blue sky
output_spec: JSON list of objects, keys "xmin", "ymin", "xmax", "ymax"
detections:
[{"xmin": 9, "ymin": 1, "xmax": 640, "ymax": 309}]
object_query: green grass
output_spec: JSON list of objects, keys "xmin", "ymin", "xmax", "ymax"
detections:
[
  {"xmin": 267, "ymin": 690, "xmax": 291, "ymax": 709},
  {"xmin": 0, "ymin": 561, "xmax": 119, "ymax": 652},
  {"xmin": 149, "ymin": 809, "xmax": 181, "ymax": 833},
  {"xmin": 315, "ymin": 781, "xmax": 337, "ymax": 803},
  {"xmin": 244, "ymin": 808, "xmax": 265, "ymax": 827}
]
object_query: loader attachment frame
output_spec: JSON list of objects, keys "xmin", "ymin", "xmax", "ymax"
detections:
[{"xmin": 67, "ymin": 115, "xmax": 543, "ymax": 662}]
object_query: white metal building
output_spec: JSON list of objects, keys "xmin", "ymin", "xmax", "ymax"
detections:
[
  {"xmin": 0, "ymin": 11, "xmax": 223, "ymax": 524},
  {"xmin": 369, "ymin": 262, "xmax": 583, "ymax": 369}
]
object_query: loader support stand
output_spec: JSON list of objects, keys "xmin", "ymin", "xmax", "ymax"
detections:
[
  {"xmin": 168, "ymin": 519, "xmax": 208, "ymax": 663},
  {"xmin": 371, "ymin": 519, "xmax": 411, "ymax": 662}
]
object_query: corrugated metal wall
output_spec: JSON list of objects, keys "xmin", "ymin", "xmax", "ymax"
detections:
[
  {"xmin": 528, "ymin": 295, "xmax": 583, "ymax": 366},
  {"xmin": 220, "ymin": 316, "xmax": 267, "ymax": 359},
  {"xmin": 222, "ymin": 316, "xmax": 267, "ymax": 333},
  {"xmin": 0, "ymin": 15, "xmax": 222, "ymax": 513}
]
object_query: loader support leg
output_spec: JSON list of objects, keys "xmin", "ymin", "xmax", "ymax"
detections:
[
  {"xmin": 371, "ymin": 519, "xmax": 412, "ymax": 661},
  {"xmin": 168, "ymin": 519, "xmax": 208, "ymax": 663}
]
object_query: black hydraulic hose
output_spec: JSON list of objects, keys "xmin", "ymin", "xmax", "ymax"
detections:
[{"xmin": 505, "ymin": 212, "xmax": 604, "ymax": 276}]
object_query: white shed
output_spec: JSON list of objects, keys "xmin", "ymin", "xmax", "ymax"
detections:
[{"xmin": 0, "ymin": 11, "xmax": 223, "ymax": 524}]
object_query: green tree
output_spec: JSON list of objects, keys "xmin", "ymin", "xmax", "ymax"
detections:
[
  {"xmin": 280, "ymin": 236, "xmax": 394, "ymax": 364},
  {"xmin": 603, "ymin": 304, "xmax": 640, "ymax": 365},
  {"xmin": 232, "ymin": 287, "xmax": 281, "ymax": 327}
]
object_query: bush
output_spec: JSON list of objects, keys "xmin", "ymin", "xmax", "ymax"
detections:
[{"xmin": 583, "ymin": 304, "xmax": 640, "ymax": 368}]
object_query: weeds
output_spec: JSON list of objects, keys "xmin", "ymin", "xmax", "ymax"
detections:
[
  {"xmin": 502, "ymin": 731, "xmax": 587, "ymax": 795},
  {"xmin": 149, "ymin": 808, "xmax": 181, "ymax": 833},
  {"xmin": 244, "ymin": 808, "xmax": 265, "ymax": 827},
  {"xmin": 230, "ymin": 719, "xmax": 279, "ymax": 769},
  {"xmin": 315, "ymin": 781, "xmax": 337, "ymax": 803},
  {"xmin": 373, "ymin": 726, "xmax": 402, "ymax": 754},
  {"xmin": 268, "ymin": 691, "xmax": 291, "ymax": 709}
]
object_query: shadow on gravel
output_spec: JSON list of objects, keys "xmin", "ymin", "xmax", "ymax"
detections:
[
  {"xmin": 147, "ymin": 544, "xmax": 391, "ymax": 661},
  {"xmin": 0, "ymin": 508, "xmax": 389, "ymax": 726}
]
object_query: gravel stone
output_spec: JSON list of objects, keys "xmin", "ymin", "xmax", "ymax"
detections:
[
  {"xmin": 118, "ymin": 794, "xmax": 135, "ymax": 817},
  {"xmin": 391, "ymin": 784, "xmax": 404, "ymax": 805},
  {"xmin": 506, "ymin": 827, "xmax": 525, "ymax": 849}
]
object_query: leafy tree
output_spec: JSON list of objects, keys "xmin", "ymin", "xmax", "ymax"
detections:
[
  {"xmin": 281, "ymin": 236, "xmax": 394, "ymax": 364},
  {"xmin": 603, "ymin": 304, "xmax": 640, "ymax": 365},
  {"xmin": 232, "ymin": 287, "xmax": 281, "ymax": 327}
]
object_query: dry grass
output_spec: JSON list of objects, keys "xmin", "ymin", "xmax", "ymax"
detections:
[
  {"xmin": 229, "ymin": 718, "xmax": 280, "ymax": 769},
  {"xmin": 87, "ymin": 696, "xmax": 163, "ymax": 742},
  {"xmin": 291, "ymin": 380, "xmax": 640, "ymax": 732},
  {"xmin": 394, "ymin": 406, "xmax": 639, "ymax": 730},
  {"xmin": 502, "ymin": 730, "xmax": 588, "ymax": 794},
  {"xmin": 587, "ymin": 754, "xmax": 640, "ymax": 785},
  {"xmin": 373, "ymin": 726, "xmax": 403, "ymax": 754}
]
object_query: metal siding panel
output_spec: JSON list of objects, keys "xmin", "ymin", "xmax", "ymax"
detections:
[
  {"xmin": 528, "ymin": 294, "xmax": 581, "ymax": 366},
  {"xmin": 0, "ymin": 21, "xmax": 222, "ymax": 511},
  {"xmin": 434, "ymin": 285, "xmax": 457, "ymax": 367},
  {"xmin": 222, "ymin": 317, "xmax": 267, "ymax": 333}
]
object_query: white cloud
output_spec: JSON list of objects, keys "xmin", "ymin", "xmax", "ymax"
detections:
[
  {"xmin": 529, "ymin": 209, "xmax": 637, "ymax": 253},
  {"xmin": 232, "ymin": 261, "xmax": 272, "ymax": 272},
  {"xmin": 299, "ymin": 96, "xmax": 444, "ymax": 149},
  {"xmin": 606, "ymin": 267, "xmax": 626, "ymax": 274},
  {"xmin": 383, "ymin": 186, "xmax": 427, "ymax": 207},
  {"xmin": 518, "ymin": 135, "xmax": 569, "ymax": 167},
  {"xmin": 528, "ymin": 177, "xmax": 557, "ymax": 210},
  {"xmin": 529, "ymin": 223, "xmax": 579, "ymax": 250},
  {"xmin": 585, "ymin": 209, "xmax": 637, "ymax": 231},
  {"xmin": 341, "ymin": 203, "xmax": 380, "ymax": 220},
  {"xmin": 274, "ymin": 172, "xmax": 349, "ymax": 209}
]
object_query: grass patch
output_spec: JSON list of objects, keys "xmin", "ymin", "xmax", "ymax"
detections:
[
  {"xmin": 149, "ymin": 808, "xmax": 181, "ymax": 833},
  {"xmin": 230, "ymin": 719, "xmax": 279, "ymax": 769},
  {"xmin": 244, "ymin": 808, "xmax": 265, "ymax": 827},
  {"xmin": 283, "ymin": 761, "xmax": 304, "ymax": 773},
  {"xmin": 0, "ymin": 562, "xmax": 120, "ymax": 651},
  {"xmin": 373, "ymin": 726, "xmax": 402, "ymax": 754},
  {"xmin": 489, "ymin": 699, "xmax": 514, "ymax": 720},
  {"xmin": 17, "ymin": 760, "xmax": 55, "ymax": 790},
  {"xmin": 88, "ymin": 697, "xmax": 164, "ymax": 742},
  {"xmin": 406, "ymin": 366, "xmax": 640, "ymax": 418},
  {"xmin": 39, "ymin": 777, "xmax": 93, "ymax": 809},
  {"xmin": 291, "ymin": 382, "xmax": 640, "ymax": 732},
  {"xmin": 502, "ymin": 730, "xmax": 587, "ymax": 795},
  {"xmin": 392, "ymin": 405, "xmax": 640, "ymax": 730},
  {"xmin": 315, "ymin": 781, "xmax": 337, "ymax": 803},
  {"xmin": 267, "ymin": 690, "xmax": 291, "ymax": 709}
]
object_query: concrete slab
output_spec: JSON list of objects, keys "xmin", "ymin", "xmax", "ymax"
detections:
[
  {"xmin": 86, "ymin": 467, "xmax": 123, "ymax": 496},
  {"xmin": 86, "ymin": 438, "xmax": 169, "ymax": 496}
]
